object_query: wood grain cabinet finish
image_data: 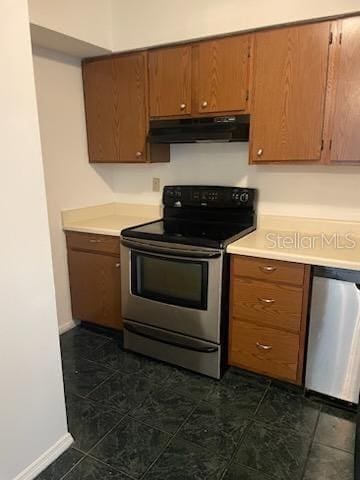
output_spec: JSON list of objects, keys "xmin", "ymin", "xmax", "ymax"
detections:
[
  {"xmin": 250, "ymin": 22, "xmax": 331, "ymax": 163},
  {"xmin": 66, "ymin": 232, "xmax": 122, "ymax": 330},
  {"xmin": 82, "ymin": 58, "xmax": 115, "ymax": 163},
  {"xmin": 229, "ymin": 255, "xmax": 311, "ymax": 385},
  {"xmin": 83, "ymin": 53, "xmax": 169, "ymax": 163},
  {"xmin": 193, "ymin": 35, "xmax": 250, "ymax": 115},
  {"xmin": 149, "ymin": 45, "xmax": 192, "ymax": 118},
  {"xmin": 231, "ymin": 321, "xmax": 300, "ymax": 382},
  {"xmin": 232, "ymin": 255, "xmax": 305, "ymax": 286},
  {"xmin": 232, "ymin": 277, "xmax": 303, "ymax": 333},
  {"xmin": 327, "ymin": 17, "xmax": 360, "ymax": 163}
]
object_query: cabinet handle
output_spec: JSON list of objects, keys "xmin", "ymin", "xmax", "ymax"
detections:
[
  {"xmin": 201, "ymin": 101, "xmax": 208, "ymax": 108},
  {"xmin": 260, "ymin": 265, "xmax": 277, "ymax": 273},
  {"xmin": 180, "ymin": 103, "xmax": 186, "ymax": 110},
  {"xmin": 136, "ymin": 151, "xmax": 143, "ymax": 158},
  {"xmin": 256, "ymin": 342, "xmax": 273, "ymax": 351},
  {"xmin": 115, "ymin": 263, "xmax": 120, "ymax": 268},
  {"xmin": 90, "ymin": 239, "xmax": 101, "ymax": 243},
  {"xmin": 257, "ymin": 148, "xmax": 263, "ymax": 157},
  {"xmin": 258, "ymin": 297, "xmax": 275, "ymax": 304}
]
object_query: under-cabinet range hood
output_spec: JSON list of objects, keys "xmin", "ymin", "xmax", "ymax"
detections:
[{"xmin": 148, "ymin": 115, "xmax": 250, "ymax": 144}]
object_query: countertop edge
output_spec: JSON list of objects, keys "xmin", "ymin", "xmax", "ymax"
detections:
[
  {"xmin": 226, "ymin": 246, "xmax": 360, "ymax": 271},
  {"xmin": 63, "ymin": 225, "xmax": 121, "ymax": 236}
]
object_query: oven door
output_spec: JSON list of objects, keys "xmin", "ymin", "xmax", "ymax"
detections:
[{"xmin": 121, "ymin": 238, "xmax": 223, "ymax": 343}]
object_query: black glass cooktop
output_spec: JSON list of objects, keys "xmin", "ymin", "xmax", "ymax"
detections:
[
  {"xmin": 122, "ymin": 186, "xmax": 257, "ymax": 249},
  {"xmin": 121, "ymin": 218, "xmax": 255, "ymax": 249}
]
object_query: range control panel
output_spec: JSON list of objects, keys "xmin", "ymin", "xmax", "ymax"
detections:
[{"xmin": 163, "ymin": 185, "xmax": 256, "ymax": 208}]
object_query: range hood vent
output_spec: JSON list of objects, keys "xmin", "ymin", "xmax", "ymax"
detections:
[{"xmin": 148, "ymin": 115, "xmax": 250, "ymax": 144}]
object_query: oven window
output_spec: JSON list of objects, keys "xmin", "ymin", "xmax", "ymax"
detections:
[{"xmin": 131, "ymin": 252, "xmax": 208, "ymax": 310}]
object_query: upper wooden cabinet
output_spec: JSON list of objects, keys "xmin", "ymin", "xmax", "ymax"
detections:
[
  {"xmin": 83, "ymin": 53, "xmax": 169, "ymax": 163},
  {"xmin": 327, "ymin": 17, "xmax": 360, "ymax": 164},
  {"xmin": 250, "ymin": 22, "xmax": 331, "ymax": 163},
  {"xmin": 82, "ymin": 58, "xmax": 115, "ymax": 162},
  {"xmin": 149, "ymin": 45, "xmax": 192, "ymax": 117},
  {"xmin": 148, "ymin": 36, "xmax": 251, "ymax": 118},
  {"xmin": 193, "ymin": 35, "xmax": 250, "ymax": 115},
  {"xmin": 112, "ymin": 53, "xmax": 148, "ymax": 162}
]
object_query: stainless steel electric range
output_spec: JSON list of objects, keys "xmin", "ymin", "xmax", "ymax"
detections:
[{"xmin": 120, "ymin": 185, "xmax": 257, "ymax": 379}]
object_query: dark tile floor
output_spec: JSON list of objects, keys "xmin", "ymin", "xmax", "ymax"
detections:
[{"xmin": 36, "ymin": 326, "xmax": 356, "ymax": 480}]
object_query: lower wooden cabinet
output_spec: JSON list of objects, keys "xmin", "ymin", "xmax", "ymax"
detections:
[
  {"xmin": 66, "ymin": 231, "xmax": 122, "ymax": 330},
  {"xmin": 229, "ymin": 255, "xmax": 311, "ymax": 384}
]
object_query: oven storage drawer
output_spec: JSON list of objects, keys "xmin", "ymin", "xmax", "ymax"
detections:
[
  {"xmin": 124, "ymin": 320, "xmax": 222, "ymax": 379},
  {"xmin": 232, "ymin": 255, "xmax": 305, "ymax": 286},
  {"xmin": 232, "ymin": 277, "xmax": 303, "ymax": 332},
  {"xmin": 230, "ymin": 320, "xmax": 300, "ymax": 382}
]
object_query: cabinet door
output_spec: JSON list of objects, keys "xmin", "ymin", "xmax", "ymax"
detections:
[
  {"xmin": 149, "ymin": 45, "xmax": 192, "ymax": 117},
  {"xmin": 83, "ymin": 58, "xmax": 116, "ymax": 163},
  {"xmin": 113, "ymin": 52, "xmax": 148, "ymax": 162},
  {"xmin": 250, "ymin": 22, "xmax": 331, "ymax": 163},
  {"xmin": 83, "ymin": 53, "xmax": 151, "ymax": 163},
  {"xmin": 329, "ymin": 18, "xmax": 360, "ymax": 163},
  {"xmin": 68, "ymin": 250, "xmax": 122, "ymax": 330},
  {"xmin": 193, "ymin": 35, "xmax": 250, "ymax": 114}
]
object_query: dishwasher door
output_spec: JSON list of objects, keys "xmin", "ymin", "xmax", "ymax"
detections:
[{"xmin": 306, "ymin": 268, "xmax": 360, "ymax": 403}]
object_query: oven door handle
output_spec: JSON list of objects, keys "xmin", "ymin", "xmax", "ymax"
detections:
[
  {"xmin": 124, "ymin": 323, "xmax": 219, "ymax": 353},
  {"xmin": 121, "ymin": 238, "xmax": 221, "ymax": 259}
]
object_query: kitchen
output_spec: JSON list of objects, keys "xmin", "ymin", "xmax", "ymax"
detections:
[{"xmin": 2, "ymin": 1, "xmax": 360, "ymax": 480}]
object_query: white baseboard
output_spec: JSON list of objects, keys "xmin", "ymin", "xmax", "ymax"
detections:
[
  {"xmin": 59, "ymin": 320, "xmax": 78, "ymax": 335},
  {"xmin": 13, "ymin": 433, "xmax": 74, "ymax": 480}
]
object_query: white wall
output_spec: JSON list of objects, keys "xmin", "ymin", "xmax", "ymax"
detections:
[
  {"xmin": 32, "ymin": 47, "xmax": 116, "ymax": 332},
  {"xmin": 111, "ymin": 0, "xmax": 360, "ymax": 50},
  {"xmin": 110, "ymin": 143, "xmax": 360, "ymax": 221},
  {"xmin": 28, "ymin": 0, "xmax": 113, "ymax": 50},
  {"xmin": 0, "ymin": 2, "xmax": 69, "ymax": 480}
]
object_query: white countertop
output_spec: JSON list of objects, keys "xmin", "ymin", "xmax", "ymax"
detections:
[
  {"xmin": 62, "ymin": 202, "xmax": 161, "ymax": 236},
  {"xmin": 227, "ymin": 215, "xmax": 360, "ymax": 271}
]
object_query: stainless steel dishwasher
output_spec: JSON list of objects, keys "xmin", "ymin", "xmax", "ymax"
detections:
[{"xmin": 306, "ymin": 266, "xmax": 360, "ymax": 404}]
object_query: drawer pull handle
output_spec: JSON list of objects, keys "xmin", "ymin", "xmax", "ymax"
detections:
[
  {"xmin": 260, "ymin": 266, "xmax": 277, "ymax": 273},
  {"xmin": 256, "ymin": 342, "xmax": 273, "ymax": 351},
  {"xmin": 258, "ymin": 297, "xmax": 275, "ymax": 304},
  {"xmin": 115, "ymin": 263, "xmax": 120, "ymax": 268},
  {"xmin": 89, "ymin": 239, "xmax": 101, "ymax": 243}
]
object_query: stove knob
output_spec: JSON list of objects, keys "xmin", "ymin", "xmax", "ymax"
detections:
[{"xmin": 240, "ymin": 192, "xmax": 249, "ymax": 203}]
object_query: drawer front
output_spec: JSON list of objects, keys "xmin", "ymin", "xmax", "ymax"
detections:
[
  {"xmin": 66, "ymin": 231, "xmax": 120, "ymax": 256},
  {"xmin": 232, "ymin": 255, "xmax": 305, "ymax": 286},
  {"xmin": 232, "ymin": 277, "xmax": 303, "ymax": 332},
  {"xmin": 230, "ymin": 320, "xmax": 300, "ymax": 382}
]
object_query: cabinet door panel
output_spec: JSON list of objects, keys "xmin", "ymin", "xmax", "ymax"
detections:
[
  {"xmin": 250, "ymin": 22, "xmax": 331, "ymax": 163},
  {"xmin": 330, "ymin": 18, "xmax": 360, "ymax": 163},
  {"xmin": 83, "ymin": 59, "xmax": 115, "ymax": 163},
  {"xmin": 194, "ymin": 35, "xmax": 250, "ymax": 114},
  {"xmin": 68, "ymin": 250, "xmax": 122, "ymax": 330},
  {"xmin": 149, "ymin": 45, "xmax": 192, "ymax": 117},
  {"xmin": 113, "ymin": 53, "xmax": 148, "ymax": 162}
]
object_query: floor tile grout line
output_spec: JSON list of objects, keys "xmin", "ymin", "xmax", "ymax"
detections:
[
  {"xmin": 138, "ymin": 397, "xmax": 202, "ymax": 480},
  {"xmin": 312, "ymin": 439, "xmax": 355, "ymax": 456},
  {"xmin": 299, "ymin": 406, "xmax": 322, "ymax": 480},
  {"xmin": 219, "ymin": 419, "xmax": 254, "ymax": 480},
  {"xmin": 56, "ymin": 453, "xmax": 85, "ymax": 480},
  {"xmin": 85, "ymin": 453, "xmax": 139, "ymax": 480},
  {"xmin": 84, "ymin": 412, "xmax": 176, "ymax": 479},
  {"xmin": 83, "ymin": 369, "xmax": 119, "ymax": 399},
  {"xmin": 219, "ymin": 381, "xmax": 287, "ymax": 480},
  {"xmin": 83, "ymin": 414, "xmax": 129, "ymax": 459}
]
